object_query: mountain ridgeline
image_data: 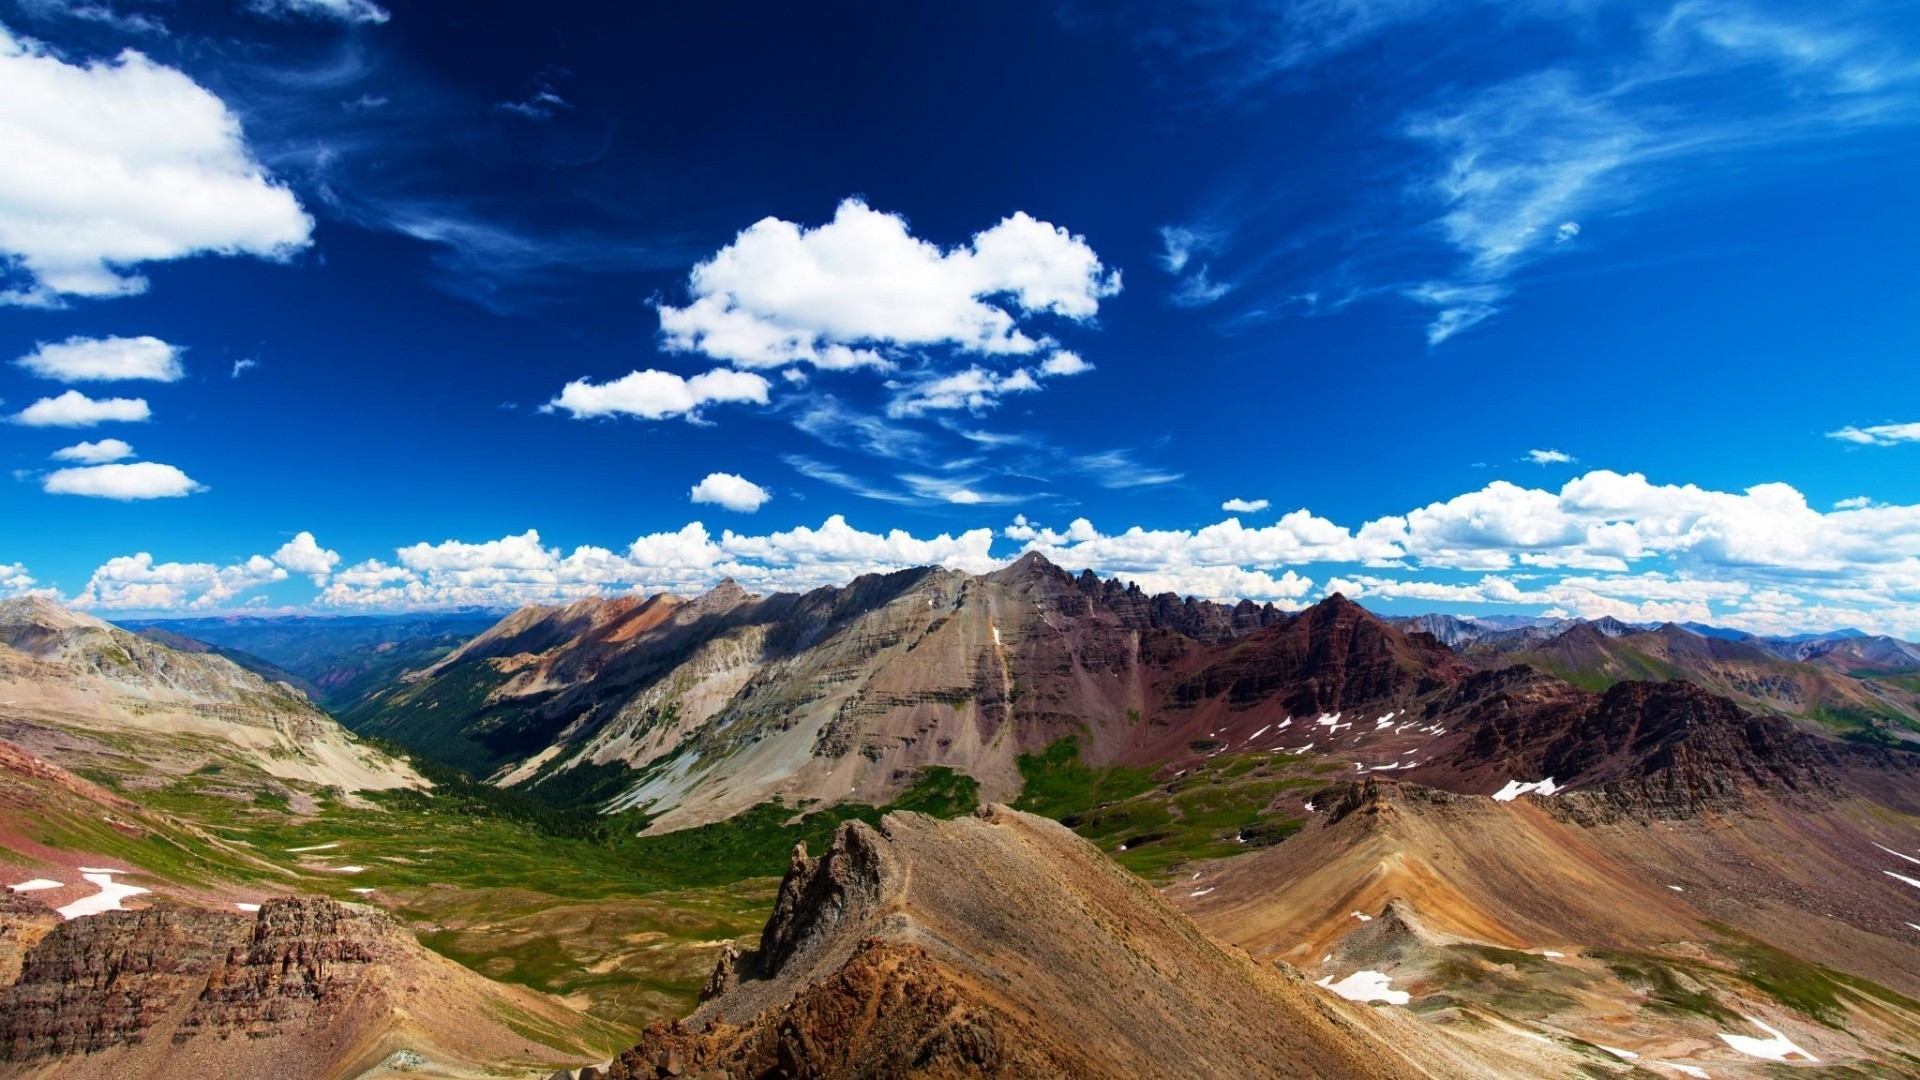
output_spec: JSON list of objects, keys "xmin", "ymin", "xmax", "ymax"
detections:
[{"xmin": 342, "ymin": 552, "xmax": 1915, "ymax": 831}]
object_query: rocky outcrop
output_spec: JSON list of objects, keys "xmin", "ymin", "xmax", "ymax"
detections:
[
  {"xmin": 179, "ymin": 896, "xmax": 414, "ymax": 1039},
  {"xmin": 1, "ymin": 898, "xmax": 422, "ymax": 1061},
  {"xmin": 0, "ymin": 906, "xmax": 251, "ymax": 1060},
  {"xmin": 0, "ymin": 894, "xmax": 59, "ymax": 990},
  {"xmin": 611, "ymin": 808, "xmax": 1497, "ymax": 1080},
  {"xmin": 0, "ymin": 895, "xmax": 603, "ymax": 1076}
]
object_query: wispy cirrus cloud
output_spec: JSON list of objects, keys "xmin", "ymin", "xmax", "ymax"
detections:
[
  {"xmin": 1829, "ymin": 421, "xmax": 1920, "ymax": 446},
  {"xmin": 1102, "ymin": 1, "xmax": 1920, "ymax": 345}
]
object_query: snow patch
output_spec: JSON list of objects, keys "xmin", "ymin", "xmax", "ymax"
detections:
[
  {"xmin": 350, "ymin": 887, "xmax": 376, "ymax": 895},
  {"xmin": 330, "ymin": 865, "xmax": 367, "ymax": 874},
  {"xmin": 1657, "ymin": 1064, "xmax": 1710, "ymax": 1078},
  {"xmin": 287, "ymin": 842, "xmax": 341, "ymax": 853},
  {"xmin": 235, "ymin": 903, "xmax": 260, "ymax": 912},
  {"xmin": 1540, "ymin": 951, "xmax": 1564, "ymax": 958},
  {"xmin": 8, "ymin": 879, "xmax": 62, "ymax": 893},
  {"xmin": 1316, "ymin": 970, "xmax": 1409, "ymax": 1005},
  {"xmin": 1717, "ymin": 1016, "xmax": 1815, "ymax": 1062},
  {"xmin": 1598, "ymin": 1045, "xmax": 1639, "ymax": 1060},
  {"xmin": 1190, "ymin": 887, "xmax": 1214, "ymax": 897},
  {"xmin": 1886, "ymin": 870, "xmax": 1920, "ymax": 890},
  {"xmin": 57, "ymin": 869, "xmax": 148, "ymax": 920},
  {"xmin": 1491, "ymin": 778, "xmax": 1560, "ymax": 802},
  {"xmin": 1350, "ymin": 911, "xmax": 1372, "ymax": 921},
  {"xmin": 990, "ymin": 625, "xmax": 1002, "ymax": 647},
  {"xmin": 1872, "ymin": 843, "xmax": 1920, "ymax": 866}
]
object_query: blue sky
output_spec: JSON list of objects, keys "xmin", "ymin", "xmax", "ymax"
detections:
[{"xmin": 3, "ymin": 0, "xmax": 1919, "ymax": 635}]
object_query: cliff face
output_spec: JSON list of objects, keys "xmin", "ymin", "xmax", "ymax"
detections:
[
  {"xmin": 0, "ymin": 895, "xmax": 59, "ymax": 991},
  {"xmin": 0, "ymin": 899, "xmax": 416, "ymax": 1062},
  {"xmin": 0, "ymin": 896, "xmax": 602, "ymax": 1077}
]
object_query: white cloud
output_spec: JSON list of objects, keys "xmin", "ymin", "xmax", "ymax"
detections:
[
  {"xmin": 1828, "ymin": 421, "xmax": 1920, "ymax": 446},
  {"xmin": 42, "ymin": 461, "xmax": 201, "ymax": 499},
  {"xmin": 0, "ymin": 28, "xmax": 312, "ymax": 304},
  {"xmin": 317, "ymin": 517, "xmax": 1003, "ymax": 609},
  {"xmin": 1400, "ymin": 7, "xmax": 1920, "ymax": 345},
  {"xmin": 42, "ymin": 465, "xmax": 1920, "ymax": 634},
  {"xmin": 887, "ymin": 366, "xmax": 1040, "ymax": 417},
  {"xmin": 50, "ymin": 438, "xmax": 132, "ymax": 463},
  {"xmin": 657, "ymin": 198, "xmax": 1119, "ymax": 370},
  {"xmin": 245, "ymin": 0, "xmax": 390, "ymax": 25},
  {"xmin": 74, "ymin": 551, "xmax": 283, "ymax": 609},
  {"xmin": 1222, "ymin": 497, "xmax": 1270, "ymax": 513},
  {"xmin": 14, "ymin": 1, "xmax": 168, "ymax": 35},
  {"xmin": 271, "ymin": 531, "xmax": 339, "ymax": 583},
  {"xmin": 690, "ymin": 472, "xmax": 771, "ymax": 513},
  {"xmin": 11, "ymin": 390, "xmax": 149, "ymax": 427},
  {"xmin": 1527, "ymin": 448, "xmax": 1575, "ymax": 465},
  {"xmin": 899, "ymin": 473, "xmax": 1020, "ymax": 506},
  {"xmin": 0, "ymin": 561, "xmax": 36, "ymax": 597},
  {"xmin": 231, "ymin": 358, "xmax": 257, "ymax": 379},
  {"xmin": 545, "ymin": 367, "xmax": 770, "ymax": 422},
  {"xmin": 1039, "ymin": 350, "xmax": 1093, "ymax": 377},
  {"xmin": 14, "ymin": 335, "xmax": 183, "ymax": 382}
]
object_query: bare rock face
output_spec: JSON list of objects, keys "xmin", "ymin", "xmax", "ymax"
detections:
[
  {"xmin": 1435, "ymin": 671, "xmax": 1843, "ymax": 818},
  {"xmin": 749, "ymin": 822, "xmax": 900, "ymax": 979},
  {"xmin": 1169, "ymin": 593, "xmax": 1469, "ymax": 715},
  {"xmin": 180, "ymin": 895, "xmax": 413, "ymax": 1038},
  {"xmin": 0, "ymin": 906, "xmax": 252, "ymax": 1060},
  {"xmin": 0, "ymin": 897, "xmax": 414, "ymax": 1063},
  {"xmin": 0, "ymin": 893, "xmax": 60, "ymax": 990}
]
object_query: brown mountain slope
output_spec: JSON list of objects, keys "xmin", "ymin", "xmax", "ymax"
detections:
[
  {"xmin": 0, "ymin": 597, "xmax": 418, "ymax": 795},
  {"xmin": 1174, "ymin": 778, "xmax": 1920, "ymax": 1076},
  {"xmin": 0, "ymin": 896, "xmax": 611, "ymax": 1080},
  {"xmin": 609, "ymin": 806, "xmax": 1576, "ymax": 1079}
]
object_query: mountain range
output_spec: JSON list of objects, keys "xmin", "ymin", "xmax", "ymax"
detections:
[{"xmin": 1, "ymin": 557, "xmax": 1917, "ymax": 1078}]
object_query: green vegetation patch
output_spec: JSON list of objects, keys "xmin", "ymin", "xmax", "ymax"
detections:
[
  {"xmin": 1013, "ymin": 735, "xmax": 1322, "ymax": 878},
  {"xmin": 1704, "ymin": 922, "xmax": 1920, "ymax": 1028}
]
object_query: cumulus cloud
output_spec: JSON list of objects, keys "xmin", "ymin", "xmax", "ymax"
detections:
[
  {"xmin": 1828, "ymin": 421, "xmax": 1920, "ymax": 446},
  {"xmin": 1039, "ymin": 350, "xmax": 1093, "ymax": 377},
  {"xmin": 0, "ymin": 562, "xmax": 35, "ymax": 597},
  {"xmin": 11, "ymin": 390, "xmax": 149, "ymax": 427},
  {"xmin": 1222, "ymin": 497, "xmax": 1269, "ymax": 513},
  {"xmin": 271, "ymin": 531, "xmax": 339, "ymax": 583},
  {"xmin": 690, "ymin": 472, "xmax": 771, "ymax": 513},
  {"xmin": 50, "ymin": 438, "xmax": 133, "ymax": 463},
  {"xmin": 74, "ymin": 551, "xmax": 283, "ymax": 609},
  {"xmin": 317, "ymin": 517, "xmax": 1002, "ymax": 609},
  {"xmin": 545, "ymin": 368, "xmax": 770, "ymax": 422},
  {"xmin": 42, "ymin": 461, "xmax": 201, "ymax": 499},
  {"xmin": 0, "ymin": 28, "xmax": 312, "ymax": 305},
  {"xmin": 1527, "ymin": 448, "xmax": 1574, "ymax": 465},
  {"xmin": 657, "ymin": 198, "xmax": 1119, "ymax": 370},
  {"xmin": 14, "ymin": 335, "xmax": 183, "ymax": 382},
  {"xmin": 245, "ymin": 0, "xmax": 390, "ymax": 25},
  {"xmin": 50, "ymin": 469, "xmax": 1920, "ymax": 634}
]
